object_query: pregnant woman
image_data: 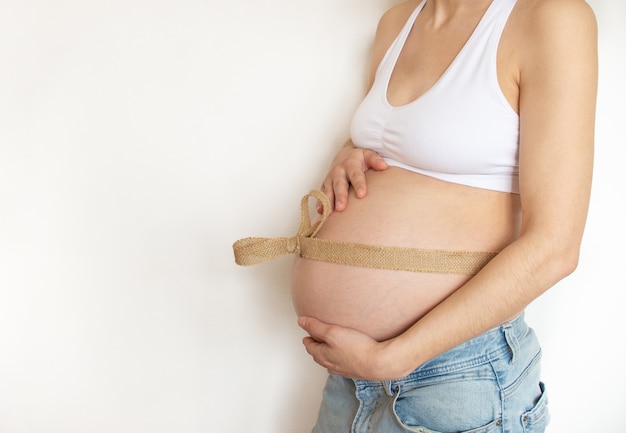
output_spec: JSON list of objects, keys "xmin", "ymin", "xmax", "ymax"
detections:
[{"xmin": 236, "ymin": 0, "xmax": 597, "ymax": 431}]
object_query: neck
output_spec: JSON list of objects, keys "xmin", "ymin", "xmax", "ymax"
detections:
[{"xmin": 423, "ymin": 0, "xmax": 493, "ymax": 27}]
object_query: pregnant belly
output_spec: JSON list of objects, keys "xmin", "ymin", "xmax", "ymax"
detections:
[{"xmin": 290, "ymin": 168, "xmax": 520, "ymax": 341}]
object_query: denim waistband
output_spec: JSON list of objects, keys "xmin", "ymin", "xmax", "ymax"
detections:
[{"xmin": 355, "ymin": 313, "xmax": 528, "ymax": 389}]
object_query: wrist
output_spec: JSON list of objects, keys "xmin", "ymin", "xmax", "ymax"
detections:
[
  {"xmin": 341, "ymin": 139, "xmax": 356, "ymax": 149},
  {"xmin": 376, "ymin": 336, "xmax": 423, "ymax": 380}
]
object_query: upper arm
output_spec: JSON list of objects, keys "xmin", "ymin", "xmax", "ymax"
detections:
[{"xmin": 517, "ymin": 0, "xmax": 598, "ymax": 255}]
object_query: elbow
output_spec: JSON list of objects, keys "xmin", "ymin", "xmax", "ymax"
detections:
[
  {"xmin": 558, "ymin": 248, "xmax": 580, "ymax": 278},
  {"xmin": 518, "ymin": 227, "xmax": 582, "ymax": 284},
  {"xmin": 519, "ymin": 216, "xmax": 586, "ymax": 283},
  {"xmin": 543, "ymin": 239, "xmax": 581, "ymax": 282}
]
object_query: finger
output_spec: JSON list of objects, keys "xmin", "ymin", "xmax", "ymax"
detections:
[
  {"xmin": 316, "ymin": 199, "xmax": 323, "ymax": 214},
  {"xmin": 318, "ymin": 182, "xmax": 335, "ymax": 213},
  {"xmin": 331, "ymin": 175, "xmax": 350, "ymax": 212},
  {"xmin": 302, "ymin": 336, "xmax": 336, "ymax": 372},
  {"xmin": 302, "ymin": 336, "xmax": 323, "ymax": 360},
  {"xmin": 363, "ymin": 150, "xmax": 388, "ymax": 171},
  {"xmin": 345, "ymin": 161, "xmax": 367, "ymax": 198}
]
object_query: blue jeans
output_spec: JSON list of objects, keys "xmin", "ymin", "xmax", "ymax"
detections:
[{"xmin": 311, "ymin": 314, "xmax": 549, "ymax": 433}]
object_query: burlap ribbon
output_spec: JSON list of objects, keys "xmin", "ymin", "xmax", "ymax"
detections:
[{"xmin": 233, "ymin": 190, "xmax": 497, "ymax": 274}]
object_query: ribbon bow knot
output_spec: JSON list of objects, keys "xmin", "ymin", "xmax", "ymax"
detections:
[
  {"xmin": 286, "ymin": 236, "xmax": 300, "ymax": 255},
  {"xmin": 233, "ymin": 190, "xmax": 330, "ymax": 266}
]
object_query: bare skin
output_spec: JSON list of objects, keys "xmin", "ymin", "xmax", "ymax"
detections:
[
  {"xmin": 293, "ymin": 168, "xmax": 521, "ymax": 341},
  {"xmin": 293, "ymin": 0, "xmax": 597, "ymax": 381}
]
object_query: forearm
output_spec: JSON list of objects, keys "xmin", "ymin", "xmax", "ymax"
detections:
[{"xmin": 385, "ymin": 233, "xmax": 579, "ymax": 376}]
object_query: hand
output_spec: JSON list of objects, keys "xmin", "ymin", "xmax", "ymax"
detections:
[
  {"xmin": 298, "ymin": 316, "xmax": 407, "ymax": 381},
  {"xmin": 319, "ymin": 145, "xmax": 388, "ymax": 213}
]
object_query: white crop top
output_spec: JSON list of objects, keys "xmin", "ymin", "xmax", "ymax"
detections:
[{"xmin": 351, "ymin": 0, "xmax": 520, "ymax": 193}]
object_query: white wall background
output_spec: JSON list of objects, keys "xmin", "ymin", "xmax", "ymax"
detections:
[{"xmin": 0, "ymin": 1, "xmax": 623, "ymax": 432}]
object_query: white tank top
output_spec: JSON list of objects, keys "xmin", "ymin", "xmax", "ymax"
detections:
[{"xmin": 350, "ymin": 0, "xmax": 520, "ymax": 193}]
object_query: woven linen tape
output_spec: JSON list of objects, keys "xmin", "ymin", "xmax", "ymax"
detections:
[{"xmin": 232, "ymin": 190, "xmax": 497, "ymax": 274}]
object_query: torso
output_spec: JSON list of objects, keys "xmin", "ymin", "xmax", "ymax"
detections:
[
  {"xmin": 291, "ymin": 169, "xmax": 521, "ymax": 341},
  {"xmin": 291, "ymin": 0, "xmax": 525, "ymax": 342}
]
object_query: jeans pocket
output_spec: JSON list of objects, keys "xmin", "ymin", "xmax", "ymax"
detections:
[
  {"xmin": 392, "ymin": 417, "xmax": 502, "ymax": 433},
  {"xmin": 391, "ymin": 368, "xmax": 502, "ymax": 433},
  {"xmin": 521, "ymin": 382, "xmax": 550, "ymax": 433}
]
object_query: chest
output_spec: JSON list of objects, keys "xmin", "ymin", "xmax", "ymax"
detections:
[{"xmin": 387, "ymin": 7, "xmax": 495, "ymax": 107}]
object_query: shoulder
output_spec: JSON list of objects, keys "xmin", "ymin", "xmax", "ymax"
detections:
[
  {"xmin": 376, "ymin": 1, "xmax": 418, "ymax": 34},
  {"xmin": 370, "ymin": 1, "xmax": 420, "ymax": 68},
  {"xmin": 521, "ymin": 0, "xmax": 596, "ymax": 20},
  {"xmin": 509, "ymin": 0, "xmax": 597, "ymax": 80},
  {"xmin": 515, "ymin": 0, "xmax": 597, "ymax": 45}
]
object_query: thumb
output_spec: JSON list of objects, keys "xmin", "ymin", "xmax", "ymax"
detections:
[{"xmin": 298, "ymin": 316, "xmax": 330, "ymax": 342}]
